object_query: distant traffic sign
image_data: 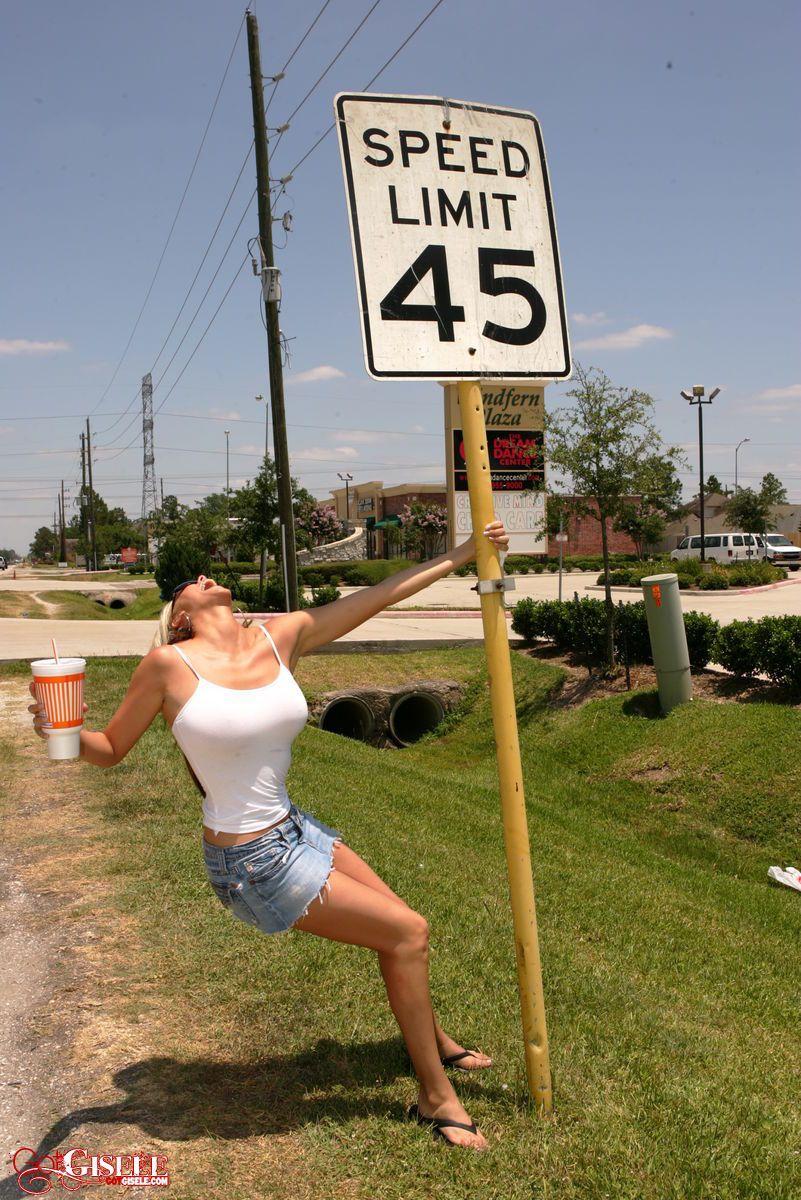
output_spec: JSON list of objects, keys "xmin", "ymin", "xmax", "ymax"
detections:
[{"xmin": 334, "ymin": 93, "xmax": 570, "ymax": 381}]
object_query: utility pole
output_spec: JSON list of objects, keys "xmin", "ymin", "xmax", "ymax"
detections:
[
  {"xmin": 247, "ymin": 11, "xmax": 299, "ymax": 611},
  {"xmin": 80, "ymin": 432, "xmax": 89, "ymax": 571},
  {"xmin": 255, "ymin": 393, "xmax": 270, "ymax": 605},
  {"xmin": 59, "ymin": 480, "xmax": 67, "ymax": 563},
  {"xmin": 85, "ymin": 418, "xmax": 98, "ymax": 572},
  {"xmin": 224, "ymin": 428, "xmax": 231, "ymax": 565}
]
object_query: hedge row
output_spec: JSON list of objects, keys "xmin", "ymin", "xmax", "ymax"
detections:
[
  {"xmin": 511, "ymin": 597, "xmax": 801, "ymax": 689},
  {"xmin": 715, "ymin": 617, "xmax": 801, "ymax": 690},
  {"xmin": 597, "ymin": 559, "xmax": 786, "ymax": 590},
  {"xmin": 511, "ymin": 597, "xmax": 719, "ymax": 669},
  {"xmin": 299, "ymin": 559, "xmax": 416, "ymax": 587},
  {"xmin": 230, "ymin": 578, "xmax": 341, "ymax": 612}
]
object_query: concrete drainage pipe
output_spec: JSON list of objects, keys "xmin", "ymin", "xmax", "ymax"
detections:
[
  {"xmin": 318, "ymin": 694, "xmax": 376, "ymax": 742},
  {"xmin": 388, "ymin": 691, "xmax": 446, "ymax": 747}
]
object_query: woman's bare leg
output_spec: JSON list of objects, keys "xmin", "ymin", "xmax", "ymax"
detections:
[
  {"xmin": 329, "ymin": 841, "xmax": 492, "ymax": 1070},
  {"xmin": 291, "ymin": 868, "xmax": 488, "ymax": 1149}
]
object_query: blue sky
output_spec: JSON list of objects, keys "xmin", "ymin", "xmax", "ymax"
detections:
[{"xmin": 1, "ymin": 0, "xmax": 799, "ymax": 553}]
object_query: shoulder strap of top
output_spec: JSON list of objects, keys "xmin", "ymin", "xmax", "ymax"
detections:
[
  {"xmin": 172, "ymin": 643, "xmax": 202, "ymax": 680},
  {"xmin": 259, "ymin": 622, "xmax": 285, "ymax": 669}
]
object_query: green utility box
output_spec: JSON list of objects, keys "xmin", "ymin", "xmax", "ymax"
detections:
[{"xmin": 640, "ymin": 572, "xmax": 692, "ymax": 714}]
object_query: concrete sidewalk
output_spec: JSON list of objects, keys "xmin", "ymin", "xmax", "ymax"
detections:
[{"xmin": 0, "ymin": 612, "xmax": 521, "ymax": 660}]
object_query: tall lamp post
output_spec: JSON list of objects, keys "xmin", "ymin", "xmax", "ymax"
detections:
[
  {"xmin": 734, "ymin": 437, "xmax": 750, "ymax": 493},
  {"xmin": 681, "ymin": 385, "xmax": 720, "ymax": 562},
  {"xmin": 338, "ymin": 471, "xmax": 353, "ymax": 525}
]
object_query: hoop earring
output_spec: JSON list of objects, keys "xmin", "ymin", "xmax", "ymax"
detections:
[{"xmin": 171, "ymin": 612, "xmax": 192, "ymax": 641}]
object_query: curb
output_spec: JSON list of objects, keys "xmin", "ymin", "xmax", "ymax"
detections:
[{"xmin": 586, "ymin": 577, "xmax": 800, "ymax": 597}]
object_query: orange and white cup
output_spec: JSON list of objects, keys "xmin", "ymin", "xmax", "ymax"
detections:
[{"xmin": 30, "ymin": 657, "xmax": 86, "ymax": 760}]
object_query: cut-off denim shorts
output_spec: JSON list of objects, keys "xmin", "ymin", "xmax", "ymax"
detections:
[{"xmin": 202, "ymin": 801, "xmax": 345, "ymax": 935}]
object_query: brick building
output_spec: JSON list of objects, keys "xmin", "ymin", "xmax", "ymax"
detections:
[
  {"xmin": 321, "ymin": 480, "xmax": 638, "ymax": 558},
  {"xmin": 549, "ymin": 497, "xmax": 639, "ymax": 558}
]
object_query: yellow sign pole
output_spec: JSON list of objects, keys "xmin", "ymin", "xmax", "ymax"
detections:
[{"xmin": 457, "ymin": 380, "xmax": 552, "ymax": 1115}]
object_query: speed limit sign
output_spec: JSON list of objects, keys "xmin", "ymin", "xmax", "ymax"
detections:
[{"xmin": 334, "ymin": 93, "xmax": 570, "ymax": 380}]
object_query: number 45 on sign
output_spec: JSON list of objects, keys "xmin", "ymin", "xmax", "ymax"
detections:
[{"xmin": 335, "ymin": 93, "xmax": 570, "ymax": 380}]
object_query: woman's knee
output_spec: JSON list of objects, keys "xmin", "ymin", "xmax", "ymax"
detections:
[{"xmin": 393, "ymin": 910, "xmax": 429, "ymax": 958}]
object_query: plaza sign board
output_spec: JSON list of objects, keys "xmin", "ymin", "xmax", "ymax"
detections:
[
  {"xmin": 335, "ymin": 93, "xmax": 570, "ymax": 380},
  {"xmin": 444, "ymin": 382, "xmax": 546, "ymax": 554}
]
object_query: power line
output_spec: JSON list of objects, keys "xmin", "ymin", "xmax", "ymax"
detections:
[
  {"xmin": 282, "ymin": 0, "xmax": 449, "ymax": 179},
  {"xmin": 270, "ymin": 0, "xmax": 384, "ymax": 160},
  {"xmin": 92, "ymin": 0, "xmax": 336, "ymax": 442},
  {"xmin": 86, "ymin": 11, "xmax": 246, "ymax": 421}
]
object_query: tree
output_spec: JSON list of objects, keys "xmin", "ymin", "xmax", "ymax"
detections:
[
  {"xmin": 705, "ymin": 474, "xmax": 725, "ymax": 496},
  {"xmin": 759, "ymin": 472, "xmax": 788, "ymax": 507},
  {"xmin": 0, "ymin": 547, "xmax": 17, "ymax": 562},
  {"xmin": 29, "ymin": 526, "xmax": 57, "ymax": 562},
  {"xmin": 154, "ymin": 536, "xmax": 212, "ymax": 601},
  {"xmin": 724, "ymin": 487, "xmax": 775, "ymax": 540},
  {"xmin": 614, "ymin": 454, "xmax": 684, "ymax": 557},
  {"xmin": 545, "ymin": 362, "xmax": 688, "ymax": 669}
]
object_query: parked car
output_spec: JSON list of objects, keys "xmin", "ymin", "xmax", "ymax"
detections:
[
  {"xmin": 763, "ymin": 534, "xmax": 801, "ymax": 571},
  {"xmin": 671, "ymin": 532, "xmax": 767, "ymax": 565},
  {"xmin": 0, "ymin": 556, "xmax": 6, "ymax": 571}
]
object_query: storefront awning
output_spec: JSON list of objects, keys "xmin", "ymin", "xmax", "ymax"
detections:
[{"xmin": 373, "ymin": 515, "xmax": 402, "ymax": 529}]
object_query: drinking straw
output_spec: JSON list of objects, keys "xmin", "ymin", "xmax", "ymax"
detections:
[{"xmin": 51, "ymin": 637, "xmax": 59, "ymax": 663}]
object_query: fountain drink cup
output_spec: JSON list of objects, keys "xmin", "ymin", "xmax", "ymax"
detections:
[{"xmin": 30, "ymin": 656, "xmax": 86, "ymax": 760}]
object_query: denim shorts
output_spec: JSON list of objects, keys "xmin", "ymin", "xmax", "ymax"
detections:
[{"xmin": 202, "ymin": 801, "xmax": 345, "ymax": 935}]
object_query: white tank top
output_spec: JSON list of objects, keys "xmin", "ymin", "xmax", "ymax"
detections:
[{"xmin": 169, "ymin": 623, "xmax": 309, "ymax": 834}]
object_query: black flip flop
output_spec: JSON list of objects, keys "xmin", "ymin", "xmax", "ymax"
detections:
[
  {"xmin": 440, "ymin": 1048, "xmax": 491, "ymax": 1070},
  {"xmin": 406, "ymin": 1102, "xmax": 479, "ymax": 1147}
]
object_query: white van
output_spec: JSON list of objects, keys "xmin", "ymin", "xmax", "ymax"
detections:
[{"xmin": 671, "ymin": 532, "xmax": 767, "ymax": 565}]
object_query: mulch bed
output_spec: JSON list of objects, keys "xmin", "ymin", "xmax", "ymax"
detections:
[{"xmin": 518, "ymin": 644, "xmax": 801, "ymax": 711}]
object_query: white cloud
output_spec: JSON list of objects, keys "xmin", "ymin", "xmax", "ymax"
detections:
[
  {"xmin": 210, "ymin": 407, "xmax": 242, "ymax": 420},
  {"xmin": 286, "ymin": 365, "xmax": 345, "ymax": 386},
  {"xmin": 575, "ymin": 324, "xmax": 673, "ymax": 351},
  {"xmin": 293, "ymin": 445, "xmax": 359, "ymax": 461},
  {"xmin": 337, "ymin": 428, "xmax": 394, "ymax": 444},
  {"xmin": 571, "ymin": 311, "xmax": 610, "ymax": 327},
  {"xmin": 755, "ymin": 384, "xmax": 801, "ymax": 401},
  {"xmin": 743, "ymin": 401, "xmax": 794, "ymax": 416},
  {"xmin": 0, "ymin": 338, "xmax": 70, "ymax": 356},
  {"xmin": 0, "ymin": 425, "xmax": 12, "ymax": 437},
  {"xmin": 232, "ymin": 444, "xmax": 263, "ymax": 455}
]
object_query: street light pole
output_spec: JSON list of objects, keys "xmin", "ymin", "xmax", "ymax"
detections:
[
  {"xmin": 338, "ymin": 471, "xmax": 353, "ymax": 524},
  {"xmin": 734, "ymin": 437, "xmax": 750, "ymax": 493},
  {"xmin": 680, "ymin": 385, "xmax": 720, "ymax": 563}
]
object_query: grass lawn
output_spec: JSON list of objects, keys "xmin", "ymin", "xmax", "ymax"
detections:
[
  {"xmin": 33, "ymin": 587, "xmax": 165, "ymax": 620},
  {"xmin": 2, "ymin": 648, "xmax": 800, "ymax": 1198}
]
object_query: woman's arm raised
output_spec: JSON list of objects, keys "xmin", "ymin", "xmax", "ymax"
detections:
[{"xmin": 277, "ymin": 520, "xmax": 508, "ymax": 664}]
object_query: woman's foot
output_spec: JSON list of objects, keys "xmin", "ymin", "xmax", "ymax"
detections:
[
  {"xmin": 415, "ymin": 1085, "xmax": 488, "ymax": 1150},
  {"xmin": 436, "ymin": 1032, "xmax": 493, "ymax": 1071}
]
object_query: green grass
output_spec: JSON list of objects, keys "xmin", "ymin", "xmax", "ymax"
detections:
[
  {"xmin": 34, "ymin": 586, "xmax": 164, "ymax": 620},
  {"xmin": 3, "ymin": 650, "xmax": 800, "ymax": 1199}
]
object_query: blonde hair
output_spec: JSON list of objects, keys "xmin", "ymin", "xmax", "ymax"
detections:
[{"xmin": 150, "ymin": 597, "xmax": 253, "ymax": 650}]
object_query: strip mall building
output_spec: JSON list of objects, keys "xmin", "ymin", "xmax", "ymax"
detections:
[{"xmin": 322, "ymin": 478, "xmax": 638, "ymax": 559}]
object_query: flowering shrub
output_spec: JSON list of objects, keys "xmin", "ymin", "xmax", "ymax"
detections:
[
  {"xmin": 298, "ymin": 504, "xmax": 344, "ymax": 547},
  {"xmin": 398, "ymin": 501, "xmax": 448, "ymax": 559}
]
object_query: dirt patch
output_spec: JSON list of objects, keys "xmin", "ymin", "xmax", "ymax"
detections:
[
  {"xmin": 0, "ymin": 678, "xmax": 315, "ymax": 1199},
  {"xmin": 520, "ymin": 644, "xmax": 801, "ymax": 710}
]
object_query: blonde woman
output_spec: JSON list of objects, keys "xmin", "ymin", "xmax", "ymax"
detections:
[{"xmin": 29, "ymin": 521, "xmax": 510, "ymax": 1151}]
